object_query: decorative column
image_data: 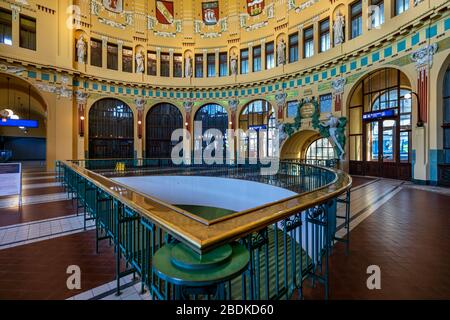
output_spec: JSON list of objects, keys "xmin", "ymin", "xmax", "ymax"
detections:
[
  {"xmin": 183, "ymin": 101, "xmax": 194, "ymax": 132},
  {"xmin": 331, "ymin": 77, "xmax": 346, "ymax": 112},
  {"xmin": 75, "ymin": 90, "xmax": 89, "ymax": 137},
  {"xmin": 135, "ymin": 98, "xmax": 146, "ymax": 139},
  {"xmin": 228, "ymin": 98, "xmax": 239, "ymax": 130},
  {"xmin": 410, "ymin": 44, "xmax": 438, "ymax": 125},
  {"xmin": 275, "ymin": 92, "xmax": 287, "ymax": 120}
]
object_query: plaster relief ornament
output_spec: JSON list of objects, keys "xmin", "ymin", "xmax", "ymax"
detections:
[
  {"xmin": 228, "ymin": 99, "xmax": 239, "ymax": 112},
  {"xmin": 91, "ymin": 0, "xmax": 100, "ymax": 16},
  {"xmin": 230, "ymin": 53, "xmax": 238, "ymax": 76},
  {"xmin": 319, "ymin": 115, "xmax": 347, "ymax": 160},
  {"xmin": 266, "ymin": 3, "xmax": 274, "ymax": 19},
  {"xmin": 147, "ymin": 16, "xmax": 156, "ymax": 30},
  {"xmin": 202, "ymin": 1, "xmax": 219, "ymax": 26},
  {"xmin": 124, "ymin": 12, "xmax": 134, "ymax": 26},
  {"xmin": 75, "ymin": 91, "xmax": 89, "ymax": 104},
  {"xmin": 331, "ymin": 77, "xmax": 346, "ymax": 97},
  {"xmin": 194, "ymin": 20, "xmax": 202, "ymax": 34},
  {"xmin": 103, "ymin": 0, "xmax": 123, "ymax": 13},
  {"xmin": 410, "ymin": 44, "xmax": 438, "ymax": 70},
  {"xmin": 333, "ymin": 12, "xmax": 345, "ymax": 46},
  {"xmin": 0, "ymin": 64, "xmax": 25, "ymax": 75},
  {"xmin": 185, "ymin": 55, "xmax": 192, "ymax": 78},
  {"xmin": 239, "ymin": 14, "xmax": 247, "ymax": 28},
  {"xmin": 135, "ymin": 98, "xmax": 146, "ymax": 111},
  {"xmin": 136, "ymin": 50, "xmax": 145, "ymax": 73},
  {"xmin": 156, "ymin": 0, "xmax": 174, "ymax": 25},
  {"xmin": 175, "ymin": 20, "xmax": 182, "ymax": 33},
  {"xmin": 288, "ymin": 0, "xmax": 296, "ymax": 11},
  {"xmin": 76, "ymin": 35, "xmax": 86, "ymax": 64},
  {"xmin": 277, "ymin": 39, "xmax": 286, "ymax": 66},
  {"xmin": 183, "ymin": 101, "xmax": 194, "ymax": 114},
  {"xmin": 220, "ymin": 18, "xmax": 228, "ymax": 32}
]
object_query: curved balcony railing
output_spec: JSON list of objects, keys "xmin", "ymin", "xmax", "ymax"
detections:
[{"xmin": 56, "ymin": 158, "xmax": 351, "ymax": 300}]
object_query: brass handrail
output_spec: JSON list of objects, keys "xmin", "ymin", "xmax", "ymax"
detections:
[{"xmin": 61, "ymin": 160, "xmax": 352, "ymax": 254}]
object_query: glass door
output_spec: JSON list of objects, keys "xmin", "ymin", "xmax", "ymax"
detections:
[{"xmin": 381, "ymin": 120, "xmax": 396, "ymax": 162}]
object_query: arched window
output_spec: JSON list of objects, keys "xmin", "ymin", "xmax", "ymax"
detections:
[
  {"xmin": 306, "ymin": 138, "xmax": 336, "ymax": 160},
  {"xmin": 239, "ymin": 100, "xmax": 277, "ymax": 160},
  {"xmin": 146, "ymin": 103, "xmax": 183, "ymax": 158},
  {"xmin": 89, "ymin": 99, "xmax": 134, "ymax": 159},
  {"xmin": 444, "ymin": 67, "xmax": 450, "ymax": 154},
  {"xmin": 194, "ymin": 104, "xmax": 228, "ymax": 158}
]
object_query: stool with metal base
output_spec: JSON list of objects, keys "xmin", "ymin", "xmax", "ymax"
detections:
[{"xmin": 153, "ymin": 242, "xmax": 250, "ymax": 300}]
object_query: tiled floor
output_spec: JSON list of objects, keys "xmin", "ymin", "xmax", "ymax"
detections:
[
  {"xmin": 0, "ymin": 230, "xmax": 121, "ymax": 300},
  {"xmin": 298, "ymin": 187, "xmax": 450, "ymax": 300}
]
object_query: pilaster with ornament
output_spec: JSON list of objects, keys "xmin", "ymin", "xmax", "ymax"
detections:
[
  {"xmin": 75, "ymin": 91, "xmax": 89, "ymax": 137},
  {"xmin": 183, "ymin": 101, "xmax": 194, "ymax": 132},
  {"xmin": 275, "ymin": 92, "xmax": 287, "ymax": 120},
  {"xmin": 228, "ymin": 99, "xmax": 239, "ymax": 130},
  {"xmin": 410, "ymin": 44, "xmax": 438, "ymax": 124},
  {"xmin": 331, "ymin": 77, "xmax": 346, "ymax": 112},
  {"xmin": 135, "ymin": 98, "xmax": 146, "ymax": 139}
]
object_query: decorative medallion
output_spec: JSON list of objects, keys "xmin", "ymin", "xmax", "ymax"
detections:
[{"xmin": 156, "ymin": 0, "xmax": 174, "ymax": 25}]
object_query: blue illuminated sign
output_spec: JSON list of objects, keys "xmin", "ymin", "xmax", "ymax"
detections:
[
  {"xmin": 0, "ymin": 119, "xmax": 39, "ymax": 128},
  {"xmin": 362, "ymin": 109, "xmax": 396, "ymax": 120},
  {"xmin": 249, "ymin": 125, "xmax": 267, "ymax": 131}
]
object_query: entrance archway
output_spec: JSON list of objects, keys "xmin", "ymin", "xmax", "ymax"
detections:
[
  {"xmin": 0, "ymin": 73, "xmax": 47, "ymax": 167},
  {"xmin": 348, "ymin": 68, "xmax": 412, "ymax": 180},
  {"xmin": 88, "ymin": 98, "xmax": 134, "ymax": 159},
  {"xmin": 145, "ymin": 103, "xmax": 183, "ymax": 158}
]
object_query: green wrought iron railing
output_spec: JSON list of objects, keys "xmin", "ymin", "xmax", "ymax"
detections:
[{"xmin": 56, "ymin": 158, "xmax": 351, "ymax": 300}]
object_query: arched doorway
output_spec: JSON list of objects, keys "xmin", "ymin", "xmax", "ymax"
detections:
[
  {"xmin": 239, "ymin": 100, "xmax": 276, "ymax": 160},
  {"xmin": 88, "ymin": 98, "xmax": 134, "ymax": 159},
  {"xmin": 0, "ymin": 74, "xmax": 47, "ymax": 167},
  {"xmin": 194, "ymin": 103, "xmax": 228, "ymax": 158},
  {"xmin": 146, "ymin": 103, "xmax": 183, "ymax": 158},
  {"xmin": 348, "ymin": 68, "xmax": 412, "ymax": 180},
  {"xmin": 306, "ymin": 137, "xmax": 336, "ymax": 161}
]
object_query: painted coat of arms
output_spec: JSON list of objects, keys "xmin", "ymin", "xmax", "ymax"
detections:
[
  {"xmin": 103, "ymin": 0, "xmax": 123, "ymax": 13},
  {"xmin": 156, "ymin": 0, "xmax": 174, "ymax": 25},
  {"xmin": 202, "ymin": 1, "xmax": 219, "ymax": 25},
  {"xmin": 247, "ymin": 0, "xmax": 265, "ymax": 16}
]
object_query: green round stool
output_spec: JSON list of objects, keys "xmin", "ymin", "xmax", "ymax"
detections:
[{"xmin": 153, "ymin": 242, "xmax": 249, "ymax": 300}]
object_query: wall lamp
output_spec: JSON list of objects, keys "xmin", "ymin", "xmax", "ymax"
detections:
[{"xmin": 404, "ymin": 92, "xmax": 423, "ymax": 128}]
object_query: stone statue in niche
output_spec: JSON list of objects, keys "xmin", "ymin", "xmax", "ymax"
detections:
[
  {"xmin": 230, "ymin": 52, "xmax": 238, "ymax": 76},
  {"xmin": 136, "ymin": 50, "xmax": 144, "ymax": 73},
  {"xmin": 333, "ymin": 12, "xmax": 345, "ymax": 46},
  {"xmin": 185, "ymin": 54, "xmax": 192, "ymax": 78},
  {"xmin": 76, "ymin": 35, "xmax": 86, "ymax": 64},
  {"xmin": 277, "ymin": 39, "xmax": 286, "ymax": 65}
]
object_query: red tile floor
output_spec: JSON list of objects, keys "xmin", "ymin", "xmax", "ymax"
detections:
[{"xmin": 300, "ymin": 187, "xmax": 450, "ymax": 299}]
